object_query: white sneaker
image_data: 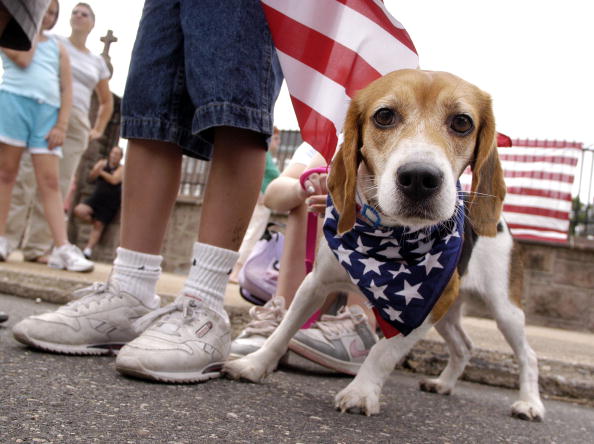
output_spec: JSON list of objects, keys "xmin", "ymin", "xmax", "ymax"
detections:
[
  {"xmin": 48, "ymin": 244, "xmax": 94, "ymax": 272},
  {"xmin": 83, "ymin": 247, "xmax": 92, "ymax": 259},
  {"xmin": 115, "ymin": 296, "xmax": 231, "ymax": 383},
  {"xmin": 288, "ymin": 305, "xmax": 378, "ymax": 376},
  {"xmin": 0, "ymin": 236, "xmax": 9, "ymax": 261},
  {"xmin": 12, "ymin": 281, "xmax": 160, "ymax": 355},
  {"xmin": 229, "ymin": 296, "xmax": 286, "ymax": 359}
]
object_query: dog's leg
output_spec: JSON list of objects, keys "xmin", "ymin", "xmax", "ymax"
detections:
[
  {"xmin": 469, "ymin": 234, "xmax": 545, "ymax": 421},
  {"xmin": 335, "ymin": 321, "xmax": 432, "ymax": 416},
  {"xmin": 419, "ymin": 297, "xmax": 472, "ymax": 394},
  {"xmin": 223, "ymin": 269, "xmax": 327, "ymax": 382},
  {"xmin": 484, "ymin": 294, "xmax": 545, "ymax": 421}
]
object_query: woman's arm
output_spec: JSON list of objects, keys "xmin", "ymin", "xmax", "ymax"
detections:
[
  {"xmin": 88, "ymin": 78, "xmax": 113, "ymax": 141},
  {"xmin": 98, "ymin": 164, "xmax": 123, "ymax": 185},
  {"xmin": 46, "ymin": 43, "xmax": 72, "ymax": 150},
  {"xmin": 1, "ymin": 34, "xmax": 38, "ymax": 67},
  {"xmin": 88, "ymin": 159, "xmax": 107, "ymax": 181}
]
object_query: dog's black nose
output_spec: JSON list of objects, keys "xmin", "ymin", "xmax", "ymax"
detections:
[{"xmin": 396, "ymin": 163, "xmax": 443, "ymax": 201}]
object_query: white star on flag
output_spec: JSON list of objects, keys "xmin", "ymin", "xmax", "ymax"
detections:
[
  {"xmin": 368, "ymin": 281, "xmax": 389, "ymax": 301},
  {"xmin": 396, "ymin": 280, "xmax": 424, "ymax": 305},
  {"xmin": 389, "ymin": 263, "xmax": 411, "ymax": 278},
  {"xmin": 383, "ymin": 306, "xmax": 404, "ymax": 323},
  {"xmin": 419, "ymin": 251, "xmax": 444, "ymax": 275},
  {"xmin": 359, "ymin": 256, "xmax": 382, "ymax": 276}
]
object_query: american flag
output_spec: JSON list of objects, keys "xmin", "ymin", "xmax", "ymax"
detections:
[
  {"xmin": 461, "ymin": 139, "xmax": 583, "ymax": 243},
  {"xmin": 261, "ymin": 0, "xmax": 419, "ymax": 163}
]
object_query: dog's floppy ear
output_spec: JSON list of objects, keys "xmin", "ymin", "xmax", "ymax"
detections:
[
  {"xmin": 328, "ymin": 99, "xmax": 363, "ymax": 234},
  {"xmin": 469, "ymin": 94, "xmax": 506, "ymax": 237}
]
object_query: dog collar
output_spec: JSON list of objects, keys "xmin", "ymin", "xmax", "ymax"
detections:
[{"xmin": 323, "ymin": 187, "xmax": 464, "ymax": 337}]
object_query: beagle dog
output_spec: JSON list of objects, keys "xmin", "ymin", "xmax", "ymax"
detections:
[{"xmin": 224, "ymin": 69, "xmax": 544, "ymax": 421}]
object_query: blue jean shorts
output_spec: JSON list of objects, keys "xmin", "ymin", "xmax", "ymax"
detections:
[
  {"xmin": 0, "ymin": 90, "xmax": 62, "ymax": 156},
  {"xmin": 121, "ymin": 0, "xmax": 284, "ymax": 160}
]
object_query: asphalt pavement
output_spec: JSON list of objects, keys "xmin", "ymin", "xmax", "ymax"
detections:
[{"xmin": 2, "ymin": 295, "xmax": 594, "ymax": 444}]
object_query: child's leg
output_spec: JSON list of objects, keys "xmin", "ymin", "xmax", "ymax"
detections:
[
  {"xmin": 0, "ymin": 144, "xmax": 24, "ymax": 235},
  {"xmin": 183, "ymin": 127, "xmax": 266, "ymax": 317},
  {"xmin": 120, "ymin": 139, "xmax": 182, "ymax": 254},
  {"xmin": 30, "ymin": 153, "xmax": 67, "ymax": 246},
  {"xmin": 276, "ymin": 201, "xmax": 308, "ymax": 305}
]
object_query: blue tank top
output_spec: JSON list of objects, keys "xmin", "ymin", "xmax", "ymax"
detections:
[{"xmin": 0, "ymin": 36, "xmax": 61, "ymax": 108}]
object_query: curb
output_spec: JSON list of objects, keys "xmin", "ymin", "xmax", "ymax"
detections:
[{"xmin": 2, "ymin": 267, "xmax": 593, "ymax": 407}]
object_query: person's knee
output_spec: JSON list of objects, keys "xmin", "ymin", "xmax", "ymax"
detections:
[
  {"xmin": 37, "ymin": 172, "xmax": 60, "ymax": 193},
  {"xmin": 0, "ymin": 165, "xmax": 19, "ymax": 185},
  {"xmin": 74, "ymin": 203, "xmax": 92, "ymax": 221}
]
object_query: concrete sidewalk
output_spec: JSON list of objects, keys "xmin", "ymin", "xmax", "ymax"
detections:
[{"xmin": 1, "ymin": 251, "xmax": 593, "ymax": 406}]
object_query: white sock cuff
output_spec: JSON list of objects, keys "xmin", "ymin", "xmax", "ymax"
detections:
[
  {"xmin": 114, "ymin": 247, "xmax": 163, "ymax": 271},
  {"xmin": 191, "ymin": 242, "xmax": 239, "ymax": 272}
]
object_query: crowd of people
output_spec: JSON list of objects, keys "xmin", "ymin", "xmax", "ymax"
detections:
[{"xmin": 1, "ymin": 0, "xmax": 378, "ymax": 380}]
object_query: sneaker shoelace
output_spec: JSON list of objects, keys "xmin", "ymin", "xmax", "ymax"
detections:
[
  {"xmin": 241, "ymin": 297, "xmax": 286, "ymax": 337},
  {"xmin": 132, "ymin": 296, "xmax": 203, "ymax": 334},
  {"xmin": 314, "ymin": 306, "xmax": 366, "ymax": 340},
  {"xmin": 64, "ymin": 281, "xmax": 122, "ymax": 312}
]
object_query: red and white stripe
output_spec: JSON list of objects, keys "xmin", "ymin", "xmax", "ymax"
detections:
[
  {"xmin": 461, "ymin": 140, "xmax": 583, "ymax": 243},
  {"xmin": 262, "ymin": 0, "xmax": 419, "ymax": 162}
]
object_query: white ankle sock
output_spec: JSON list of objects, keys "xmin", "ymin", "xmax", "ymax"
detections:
[
  {"xmin": 182, "ymin": 242, "xmax": 238, "ymax": 320},
  {"xmin": 112, "ymin": 247, "xmax": 162, "ymax": 308}
]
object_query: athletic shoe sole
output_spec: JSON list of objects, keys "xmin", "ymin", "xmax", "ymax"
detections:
[
  {"xmin": 13, "ymin": 329, "xmax": 123, "ymax": 356},
  {"xmin": 48, "ymin": 262, "xmax": 94, "ymax": 273},
  {"xmin": 288, "ymin": 339, "xmax": 361, "ymax": 376},
  {"xmin": 115, "ymin": 356, "xmax": 223, "ymax": 383}
]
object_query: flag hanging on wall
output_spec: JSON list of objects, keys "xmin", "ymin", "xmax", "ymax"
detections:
[
  {"xmin": 461, "ymin": 140, "xmax": 583, "ymax": 244},
  {"xmin": 261, "ymin": 0, "xmax": 419, "ymax": 162}
]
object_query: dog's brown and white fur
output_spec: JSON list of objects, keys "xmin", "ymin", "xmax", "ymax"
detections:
[{"xmin": 224, "ymin": 69, "xmax": 544, "ymax": 421}]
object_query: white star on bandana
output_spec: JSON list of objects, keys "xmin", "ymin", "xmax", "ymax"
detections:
[
  {"xmin": 396, "ymin": 280, "xmax": 424, "ymax": 305},
  {"xmin": 384, "ymin": 306, "xmax": 404, "ymax": 323},
  {"xmin": 419, "ymin": 251, "xmax": 444, "ymax": 275},
  {"xmin": 368, "ymin": 280, "xmax": 389, "ymax": 301},
  {"xmin": 359, "ymin": 256, "xmax": 383, "ymax": 276}
]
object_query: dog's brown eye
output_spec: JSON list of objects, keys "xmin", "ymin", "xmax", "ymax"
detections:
[
  {"xmin": 373, "ymin": 108, "xmax": 397, "ymax": 128},
  {"xmin": 450, "ymin": 114, "xmax": 474, "ymax": 135}
]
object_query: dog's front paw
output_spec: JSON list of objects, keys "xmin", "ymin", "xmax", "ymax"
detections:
[
  {"xmin": 335, "ymin": 382, "xmax": 381, "ymax": 416},
  {"xmin": 222, "ymin": 352, "xmax": 275, "ymax": 383},
  {"xmin": 419, "ymin": 377, "xmax": 453, "ymax": 395},
  {"xmin": 511, "ymin": 400, "xmax": 545, "ymax": 422}
]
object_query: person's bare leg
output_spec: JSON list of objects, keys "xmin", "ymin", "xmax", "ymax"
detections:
[
  {"xmin": 198, "ymin": 127, "xmax": 266, "ymax": 249},
  {"xmin": 0, "ymin": 144, "xmax": 22, "ymax": 234},
  {"xmin": 276, "ymin": 202, "xmax": 308, "ymax": 305},
  {"xmin": 86, "ymin": 220, "xmax": 105, "ymax": 250},
  {"xmin": 30, "ymin": 154, "xmax": 68, "ymax": 246},
  {"xmin": 73, "ymin": 202, "xmax": 93, "ymax": 223},
  {"xmin": 120, "ymin": 139, "xmax": 182, "ymax": 254}
]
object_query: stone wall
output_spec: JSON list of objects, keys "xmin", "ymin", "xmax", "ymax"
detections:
[{"xmin": 520, "ymin": 240, "xmax": 594, "ymax": 332}]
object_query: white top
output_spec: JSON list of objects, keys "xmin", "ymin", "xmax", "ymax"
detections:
[
  {"xmin": 0, "ymin": 36, "xmax": 61, "ymax": 107},
  {"xmin": 289, "ymin": 141, "xmax": 318, "ymax": 166},
  {"xmin": 54, "ymin": 35, "xmax": 110, "ymax": 113}
]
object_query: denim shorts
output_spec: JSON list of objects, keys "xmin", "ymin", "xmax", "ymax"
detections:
[
  {"xmin": 121, "ymin": 0, "xmax": 284, "ymax": 160},
  {"xmin": 0, "ymin": 90, "xmax": 62, "ymax": 156}
]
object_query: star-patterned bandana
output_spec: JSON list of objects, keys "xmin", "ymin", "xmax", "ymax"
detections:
[{"xmin": 323, "ymin": 187, "xmax": 464, "ymax": 337}]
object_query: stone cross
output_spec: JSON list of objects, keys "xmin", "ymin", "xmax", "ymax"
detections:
[{"xmin": 100, "ymin": 30, "xmax": 118, "ymax": 58}]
